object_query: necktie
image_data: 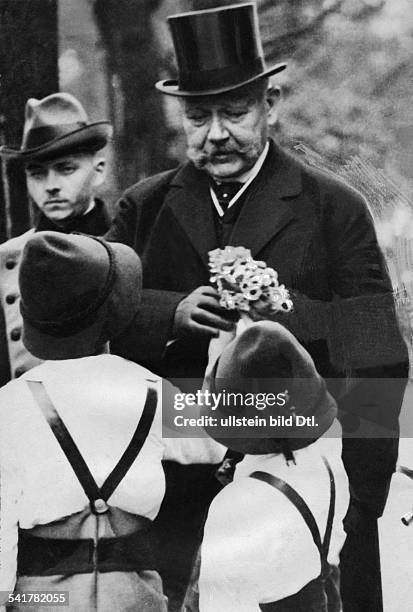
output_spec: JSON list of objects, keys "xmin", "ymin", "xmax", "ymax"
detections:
[{"xmin": 212, "ymin": 181, "xmax": 243, "ymax": 212}]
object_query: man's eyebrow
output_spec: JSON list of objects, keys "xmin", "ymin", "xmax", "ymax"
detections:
[
  {"xmin": 184, "ymin": 99, "xmax": 250, "ymax": 111},
  {"xmin": 224, "ymin": 101, "xmax": 250, "ymax": 108},
  {"xmin": 224, "ymin": 96, "xmax": 253, "ymax": 105},
  {"xmin": 184, "ymin": 103, "xmax": 207, "ymax": 111},
  {"xmin": 25, "ymin": 164, "xmax": 44, "ymax": 171},
  {"xmin": 55, "ymin": 159, "xmax": 76, "ymax": 165}
]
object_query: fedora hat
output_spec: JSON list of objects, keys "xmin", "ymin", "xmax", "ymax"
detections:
[
  {"xmin": 0, "ymin": 93, "xmax": 113, "ymax": 160},
  {"xmin": 204, "ymin": 321, "xmax": 337, "ymax": 455},
  {"xmin": 19, "ymin": 232, "xmax": 141, "ymax": 360},
  {"xmin": 156, "ymin": 2, "xmax": 286, "ymax": 97}
]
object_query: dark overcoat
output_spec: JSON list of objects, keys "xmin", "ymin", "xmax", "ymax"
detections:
[{"xmin": 107, "ymin": 140, "xmax": 408, "ymax": 610}]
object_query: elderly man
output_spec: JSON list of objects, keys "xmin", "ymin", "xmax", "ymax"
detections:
[
  {"xmin": 107, "ymin": 4, "xmax": 408, "ymax": 611},
  {"xmin": 0, "ymin": 93, "xmax": 112, "ymax": 385}
]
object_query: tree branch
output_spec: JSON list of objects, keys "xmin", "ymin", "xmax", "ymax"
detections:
[
  {"xmin": 263, "ymin": 0, "xmax": 344, "ymax": 60},
  {"xmin": 261, "ymin": 0, "xmax": 387, "ymax": 62}
]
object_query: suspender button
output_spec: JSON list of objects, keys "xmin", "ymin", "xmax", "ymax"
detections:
[{"xmin": 92, "ymin": 498, "xmax": 109, "ymax": 514}]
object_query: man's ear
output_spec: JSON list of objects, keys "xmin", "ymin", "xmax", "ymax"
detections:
[
  {"xmin": 92, "ymin": 155, "xmax": 106, "ymax": 188},
  {"xmin": 266, "ymin": 85, "xmax": 281, "ymax": 127}
]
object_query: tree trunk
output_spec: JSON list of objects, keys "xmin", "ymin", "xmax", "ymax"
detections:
[
  {"xmin": 0, "ymin": 0, "xmax": 58, "ymax": 242},
  {"xmin": 94, "ymin": 0, "xmax": 175, "ymax": 190}
]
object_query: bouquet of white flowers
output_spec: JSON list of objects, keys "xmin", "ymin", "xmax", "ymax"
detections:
[
  {"xmin": 204, "ymin": 246, "xmax": 293, "ymax": 381},
  {"xmin": 208, "ymin": 245, "xmax": 293, "ymax": 316}
]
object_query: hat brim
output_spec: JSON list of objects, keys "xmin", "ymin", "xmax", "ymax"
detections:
[
  {"xmin": 22, "ymin": 241, "xmax": 141, "ymax": 360},
  {"xmin": 155, "ymin": 62, "xmax": 287, "ymax": 97},
  {"xmin": 0, "ymin": 122, "xmax": 113, "ymax": 160}
]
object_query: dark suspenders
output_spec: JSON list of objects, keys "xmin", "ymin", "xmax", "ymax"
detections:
[
  {"xmin": 27, "ymin": 379, "xmax": 158, "ymax": 514},
  {"xmin": 250, "ymin": 457, "xmax": 336, "ymax": 575}
]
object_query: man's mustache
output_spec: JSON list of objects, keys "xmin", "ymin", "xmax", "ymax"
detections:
[
  {"xmin": 209, "ymin": 147, "xmax": 237, "ymax": 155},
  {"xmin": 189, "ymin": 147, "xmax": 244, "ymax": 164}
]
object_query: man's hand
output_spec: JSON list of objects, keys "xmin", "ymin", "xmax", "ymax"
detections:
[{"xmin": 173, "ymin": 286, "xmax": 236, "ymax": 339}]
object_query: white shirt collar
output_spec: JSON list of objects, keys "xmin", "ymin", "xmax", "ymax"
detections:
[
  {"xmin": 232, "ymin": 140, "xmax": 270, "ymax": 184},
  {"xmin": 210, "ymin": 141, "xmax": 270, "ymax": 217},
  {"xmin": 82, "ymin": 198, "xmax": 96, "ymax": 216}
]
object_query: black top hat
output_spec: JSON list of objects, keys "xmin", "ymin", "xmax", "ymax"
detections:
[{"xmin": 156, "ymin": 2, "xmax": 286, "ymax": 97}]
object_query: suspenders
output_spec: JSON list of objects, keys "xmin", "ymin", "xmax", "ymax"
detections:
[
  {"xmin": 27, "ymin": 379, "xmax": 158, "ymax": 514},
  {"xmin": 250, "ymin": 457, "xmax": 336, "ymax": 579}
]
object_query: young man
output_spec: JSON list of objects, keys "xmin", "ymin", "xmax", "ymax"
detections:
[
  {"xmin": 106, "ymin": 4, "xmax": 408, "ymax": 610},
  {"xmin": 0, "ymin": 93, "xmax": 112, "ymax": 384}
]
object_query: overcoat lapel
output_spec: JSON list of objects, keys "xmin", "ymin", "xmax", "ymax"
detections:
[
  {"xmin": 165, "ymin": 164, "xmax": 217, "ymax": 267},
  {"xmin": 162, "ymin": 140, "xmax": 303, "ymax": 265},
  {"xmin": 230, "ymin": 141, "xmax": 302, "ymax": 257}
]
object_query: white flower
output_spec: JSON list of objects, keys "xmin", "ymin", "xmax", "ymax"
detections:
[{"xmin": 208, "ymin": 246, "xmax": 293, "ymax": 316}]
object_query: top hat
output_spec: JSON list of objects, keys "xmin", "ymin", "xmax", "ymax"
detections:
[
  {"xmin": 156, "ymin": 2, "xmax": 286, "ymax": 97},
  {"xmin": 204, "ymin": 321, "xmax": 337, "ymax": 455},
  {"xmin": 0, "ymin": 93, "xmax": 113, "ymax": 160},
  {"xmin": 19, "ymin": 232, "xmax": 142, "ymax": 360}
]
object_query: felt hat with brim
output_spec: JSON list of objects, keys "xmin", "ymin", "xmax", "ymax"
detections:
[
  {"xmin": 204, "ymin": 321, "xmax": 337, "ymax": 455},
  {"xmin": 155, "ymin": 2, "xmax": 286, "ymax": 97},
  {"xmin": 0, "ymin": 93, "xmax": 112, "ymax": 160},
  {"xmin": 19, "ymin": 232, "xmax": 141, "ymax": 360}
]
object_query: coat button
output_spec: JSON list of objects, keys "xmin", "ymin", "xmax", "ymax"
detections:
[
  {"xmin": 10, "ymin": 327, "xmax": 21, "ymax": 341},
  {"xmin": 5, "ymin": 293, "xmax": 18, "ymax": 305},
  {"xmin": 14, "ymin": 367, "xmax": 26, "ymax": 378},
  {"xmin": 92, "ymin": 499, "xmax": 109, "ymax": 514},
  {"xmin": 5, "ymin": 259, "xmax": 16, "ymax": 270}
]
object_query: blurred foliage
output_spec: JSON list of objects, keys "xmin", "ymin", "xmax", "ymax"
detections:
[
  {"xmin": 269, "ymin": 1, "xmax": 413, "ymax": 177},
  {"xmin": 94, "ymin": 0, "xmax": 176, "ymax": 191}
]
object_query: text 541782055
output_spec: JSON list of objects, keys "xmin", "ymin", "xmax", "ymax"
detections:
[{"xmin": 2, "ymin": 592, "xmax": 69, "ymax": 606}]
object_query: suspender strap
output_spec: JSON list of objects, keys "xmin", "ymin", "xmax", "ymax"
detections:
[
  {"xmin": 27, "ymin": 380, "xmax": 101, "ymax": 504},
  {"xmin": 321, "ymin": 457, "xmax": 335, "ymax": 564},
  {"xmin": 250, "ymin": 470, "xmax": 323, "ymax": 553},
  {"xmin": 27, "ymin": 380, "xmax": 158, "ymax": 506},
  {"xmin": 100, "ymin": 385, "xmax": 158, "ymax": 501},
  {"xmin": 250, "ymin": 457, "xmax": 335, "ymax": 566}
]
